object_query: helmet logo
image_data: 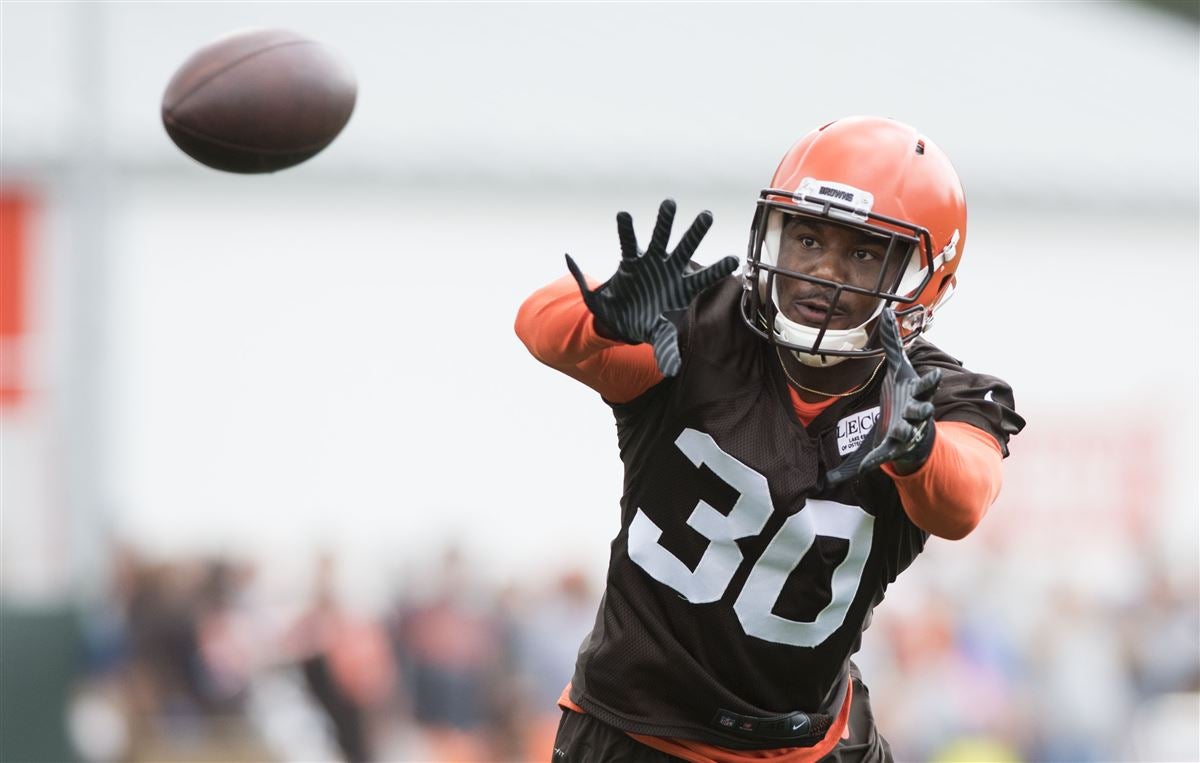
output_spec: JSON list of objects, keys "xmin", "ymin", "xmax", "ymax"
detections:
[
  {"xmin": 795, "ymin": 177, "xmax": 873, "ymax": 222},
  {"xmin": 817, "ymin": 185, "xmax": 854, "ymax": 203}
]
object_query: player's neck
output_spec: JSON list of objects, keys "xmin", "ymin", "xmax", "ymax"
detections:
[{"xmin": 777, "ymin": 349, "xmax": 882, "ymax": 403}]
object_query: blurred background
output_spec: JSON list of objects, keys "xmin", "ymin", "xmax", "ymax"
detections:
[{"xmin": 1, "ymin": 2, "xmax": 1197, "ymax": 761}]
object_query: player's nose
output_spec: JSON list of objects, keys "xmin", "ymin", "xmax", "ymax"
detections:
[{"xmin": 804, "ymin": 246, "xmax": 851, "ymax": 282}]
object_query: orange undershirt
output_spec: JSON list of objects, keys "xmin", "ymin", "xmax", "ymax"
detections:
[{"xmin": 517, "ymin": 276, "xmax": 1005, "ymax": 760}]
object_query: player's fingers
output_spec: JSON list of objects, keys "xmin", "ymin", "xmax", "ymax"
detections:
[
  {"xmin": 858, "ymin": 441, "xmax": 897, "ymax": 474},
  {"xmin": 913, "ymin": 368, "xmax": 943, "ymax": 401},
  {"xmin": 649, "ymin": 316, "xmax": 682, "ymax": 376},
  {"xmin": 827, "ymin": 435, "xmax": 872, "ymax": 485},
  {"xmin": 616, "ymin": 212, "xmax": 639, "ymax": 261},
  {"xmin": 863, "ymin": 427, "xmax": 915, "ymax": 472},
  {"xmin": 565, "ymin": 254, "xmax": 593, "ymax": 297},
  {"xmin": 648, "ymin": 199, "xmax": 677, "ymax": 257},
  {"xmin": 670, "ymin": 211, "xmax": 713, "ymax": 265},
  {"xmin": 903, "ymin": 401, "xmax": 935, "ymax": 424},
  {"xmin": 877, "ymin": 308, "xmax": 905, "ymax": 368},
  {"xmin": 683, "ymin": 256, "xmax": 739, "ymax": 295},
  {"xmin": 887, "ymin": 420, "xmax": 916, "ymax": 447}
]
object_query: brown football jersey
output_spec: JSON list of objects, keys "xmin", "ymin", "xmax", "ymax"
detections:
[{"xmin": 568, "ymin": 277, "xmax": 1022, "ymax": 749}]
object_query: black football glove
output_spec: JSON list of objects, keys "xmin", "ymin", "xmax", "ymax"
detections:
[
  {"xmin": 826, "ymin": 308, "xmax": 942, "ymax": 486},
  {"xmin": 565, "ymin": 199, "xmax": 739, "ymax": 376}
]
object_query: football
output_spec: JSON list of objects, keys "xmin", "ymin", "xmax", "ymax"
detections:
[{"xmin": 161, "ymin": 28, "xmax": 357, "ymax": 173}]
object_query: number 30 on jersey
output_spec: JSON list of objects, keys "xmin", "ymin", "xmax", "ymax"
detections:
[{"xmin": 628, "ymin": 428, "xmax": 874, "ymax": 648}]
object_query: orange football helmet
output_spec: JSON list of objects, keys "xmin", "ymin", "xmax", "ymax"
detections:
[{"xmin": 741, "ymin": 116, "xmax": 967, "ymax": 366}]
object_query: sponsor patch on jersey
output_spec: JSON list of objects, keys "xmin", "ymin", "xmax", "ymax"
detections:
[{"xmin": 837, "ymin": 406, "xmax": 880, "ymax": 456}]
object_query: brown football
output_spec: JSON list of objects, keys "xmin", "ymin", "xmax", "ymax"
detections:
[{"xmin": 162, "ymin": 28, "xmax": 356, "ymax": 173}]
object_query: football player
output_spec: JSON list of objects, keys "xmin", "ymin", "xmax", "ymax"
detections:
[{"xmin": 515, "ymin": 116, "xmax": 1025, "ymax": 762}]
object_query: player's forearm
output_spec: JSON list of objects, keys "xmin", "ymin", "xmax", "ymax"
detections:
[
  {"xmin": 884, "ymin": 421, "xmax": 1003, "ymax": 540},
  {"xmin": 515, "ymin": 275, "xmax": 620, "ymax": 366},
  {"xmin": 515, "ymin": 275, "xmax": 664, "ymax": 402}
]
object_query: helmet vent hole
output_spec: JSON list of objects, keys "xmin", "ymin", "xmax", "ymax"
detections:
[{"xmin": 915, "ymin": 140, "xmax": 926, "ymax": 155}]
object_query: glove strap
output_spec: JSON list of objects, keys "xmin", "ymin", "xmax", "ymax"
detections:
[{"xmin": 890, "ymin": 419, "xmax": 936, "ymax": 474}]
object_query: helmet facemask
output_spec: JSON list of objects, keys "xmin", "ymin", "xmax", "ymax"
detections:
[{"xmin": 740, "ymin": 184, "xmax": 936, "ymax": 366}]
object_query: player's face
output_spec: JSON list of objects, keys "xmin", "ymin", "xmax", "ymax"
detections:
[{"xmin": 775, "ymin": 216, "xmax": 908, "ymax": 330}]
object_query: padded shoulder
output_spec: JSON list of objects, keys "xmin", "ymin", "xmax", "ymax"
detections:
[{"xmin": 908, "ymin": 339, "xmax": 1025, "ymax": 457}]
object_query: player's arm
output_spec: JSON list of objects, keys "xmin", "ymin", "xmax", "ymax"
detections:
[
  {"xmin": 883, "ymin": 421, "xmax": 1002, "ymax": 540},
  {"xmin": 517, "ymin": 199, "xmax": 738, "ymax": 402},
  {"xmin": 514, "ymin": 275, "xmax": 664, "ymax": 404},
  {"xmin": 566, "ymin": 199, "xmax": 738, "ymax": 376},
  {"xmin": 827, "ymin": 308, "xmax": 1004, "ymax": 539}
]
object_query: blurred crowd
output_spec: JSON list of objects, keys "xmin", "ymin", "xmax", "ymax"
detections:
[
  {"xmin": 64, "ymin": 533, "xmax": 1198, "ymax": 763},
  {"xmin": 856, "ymin": 534, "xmax": 1200, "ymax": 762},
  {"xmin": 68, "ymin": 545, "xmax": 596, "ymax": 763}
]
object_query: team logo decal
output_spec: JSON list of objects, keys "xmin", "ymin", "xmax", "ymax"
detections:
[
  {"xmin": 797, "ymin": 177, "xmax": 874, "ymax": 218},
  {"xmin": 837, "ymin": 406, "xmax": 880, "ymax": 456}
]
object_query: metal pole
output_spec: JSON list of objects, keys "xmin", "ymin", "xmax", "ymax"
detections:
[{"xmin": 62, "ymin": 0, "xmax": 111, "ymax": 603}]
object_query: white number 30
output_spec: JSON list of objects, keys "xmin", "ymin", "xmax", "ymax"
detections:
[{"xmin": 628, "ymin": 428, "xmax": 874, "ymax": 647}]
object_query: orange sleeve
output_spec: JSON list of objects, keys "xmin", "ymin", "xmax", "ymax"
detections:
[
  {"xmin": 514, "ymin": 274, "xmax": 665, "ymax": 404},
  {"xmin": 883, "ymin": 421, "xmax": 1004, "ymax": 540}
]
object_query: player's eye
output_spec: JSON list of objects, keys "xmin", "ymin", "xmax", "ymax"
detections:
[
  {"xmin": 850, "ymin": 249, "xmax": 877, "ymax": 262},
  {"xmin": 799, "ymin": 236, "xmax": 819, "ymax": 249}
]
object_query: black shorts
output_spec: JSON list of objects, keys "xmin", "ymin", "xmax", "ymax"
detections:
[{"xmin": 552, "ymin": 667, "xmax": 892, "ymax": 763}]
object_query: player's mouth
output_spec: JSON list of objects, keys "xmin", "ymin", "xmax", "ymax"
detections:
[{"xmin": 789, "ymin": 298, "xmax": 846, "ymax": 327}]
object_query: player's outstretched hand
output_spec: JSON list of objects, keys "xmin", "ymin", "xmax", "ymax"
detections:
[
  {"xmin": 826, "ymin": 308, "xmax": 942, "ymax": 486},
  {"xmin": 565, "ymin": 199, "xmax": 739, "ymax": 376}
]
